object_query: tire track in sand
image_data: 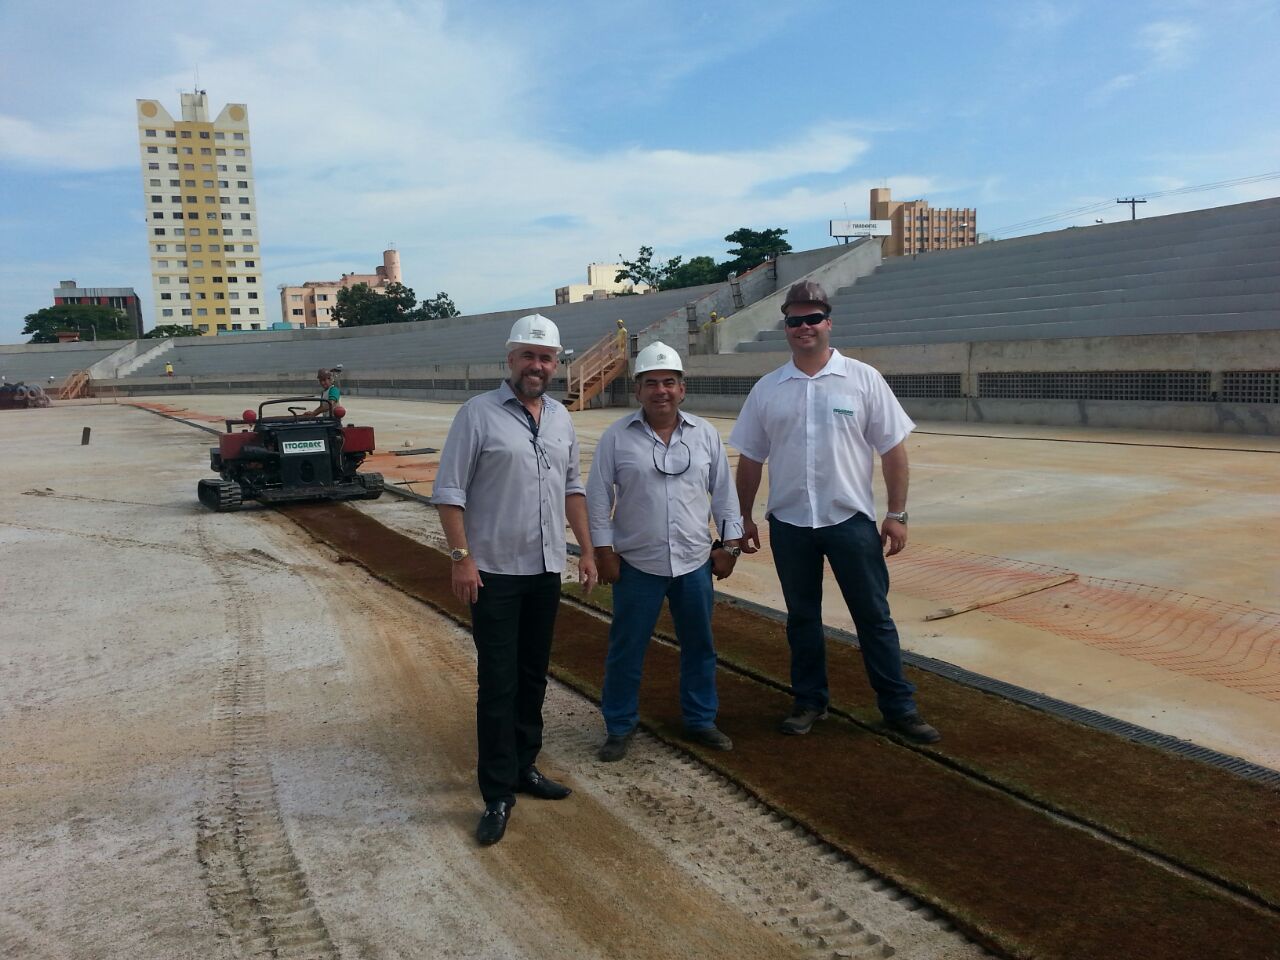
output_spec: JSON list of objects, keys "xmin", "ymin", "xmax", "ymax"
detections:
[{"xmin": 194, "ymin": 517, "xmax": 340, "ymax": 959}]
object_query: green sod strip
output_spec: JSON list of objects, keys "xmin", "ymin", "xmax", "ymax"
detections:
[
  {"xmin": 574, "ymin": 587, "xmax": 1280, "ymax": 909},
  {"xmin": 286, "ymin": 505, "xmax": 1280, "ymax": 960}
]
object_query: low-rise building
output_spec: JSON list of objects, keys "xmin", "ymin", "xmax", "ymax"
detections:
[
  {"xmin": 870, "ymin": 188, "xmax": 977, "ymax": 257},
  {"xmin": 53, "ymin": 280, "xmax": 144, "ymax": 337},
  {"xmin": 279, "ymin": 249, "xmax": 402, "ymax": 328},
  {"xmin": 555, "ymin": 263, "xmax": 650, "ymax": 304}
]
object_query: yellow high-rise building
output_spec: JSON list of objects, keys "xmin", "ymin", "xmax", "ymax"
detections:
[{"xmin": 136, "ymin": 92, "xmax": 265, "ymax": 334}]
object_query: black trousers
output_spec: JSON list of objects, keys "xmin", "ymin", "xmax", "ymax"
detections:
[{"xmin": 470, "ymin": 571, "xmax": 562, "ymax": 803}]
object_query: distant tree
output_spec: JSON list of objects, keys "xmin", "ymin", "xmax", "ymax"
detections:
[
  {"xmin": 615, "ymin": 246, "xmax": 684, "ymax": 290},
  {"xmin": 721, "ymin": 227, "xmax": 792, "ymax": 276},
  {"xmin": 661, "ymin": 255, "xmax": 726, "ymax": 290},
  {"xmin": 331, "ymin": 281, "xmax": 419, "ymax": 327},
  {"xmin": 22, "ymin": 304, "xmax": 133, "ymax": 344},
  {"xmin": 144, "ymin": 324, "xmax": 205, "ymax": 338},
  {"xmin": 413, "ymin": 292, "xmax": 461, "ymax": 320}
]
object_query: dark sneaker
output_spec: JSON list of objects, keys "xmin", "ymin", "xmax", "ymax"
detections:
[
  {"xmin": 684, "ymin": 725, "xmax": 733, "ymax": 751},
  {"xmin": 597, "ymin": 731, "xmax": 635, "ymax": 762},
  {"xmin": 778, "ymin": 705, "xmax": 828, "ymax": 736},
  {"xmin": 884, "ymin": 712, "xmax": 942, "ymax": 744}
]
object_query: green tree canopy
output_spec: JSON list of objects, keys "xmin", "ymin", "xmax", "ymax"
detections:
[
  {"xmin": 143, "ymin": 324, "xmax": 205, "ymax": 338},
  {"xmin": 721, "ymin": 227, "xmax": 792, "ymax": 276},
  {"xmin": 662, "ymin": 255, "xmax": 725, "ymax": 290},
  {"xmin": 616, "ymin": 226, "xmax": 792, "ymax": 294},
  {"xmin": 22, "ymin": 304, "xmax": 134, "ymax": 344},
  {"xmin": 331, "ymin": 281, "xmax": 419, "ymax": 327},
  {"xmin": 413, "ymin": 292, "xmax": 461, "ymax": 320}
]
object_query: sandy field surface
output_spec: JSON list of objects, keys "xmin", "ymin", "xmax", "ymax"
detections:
[
  {"xmin": 1, "ymin": 403, "xmax": 988, "ymax": 959},
  {"xmin": 117, "ymin": 392, "xmax": 1280, "ymax": 766}
]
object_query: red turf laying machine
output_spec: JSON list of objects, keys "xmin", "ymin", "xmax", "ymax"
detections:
[{"xmin": 198, "ymin": 397, "xmax": 384, "ymax": 511}]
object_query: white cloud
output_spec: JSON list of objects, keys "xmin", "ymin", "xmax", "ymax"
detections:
[{"xmin": 1137, "ymin": 20, "xmax": 1199, "ymax": 68}]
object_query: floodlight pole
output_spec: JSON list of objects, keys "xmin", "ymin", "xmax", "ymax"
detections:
[{"xmin": 1116, "ymin": 198, "xmax": 1147, "ymax": 220}]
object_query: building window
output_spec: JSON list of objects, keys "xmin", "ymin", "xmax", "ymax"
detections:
[
  {"xmin": 221, "ymin": 213, "xmax": 231, "ymax": 220},
  {"xmin": 233, "ymin": 132, "xmax": 245, "ymax": 140},
  {"xmin": 155, "ymin": 243, "xmax": 168, "ymax": 252},
  {"xmin": 238, "ymin": 197, "xmax": 249, "ymax": 204},
  {"xmin": 182, "ymin": 163, "xmax": 193, "ymax": 170},
  {"xmin": 182, "ymin": 147, "xmax": 192, "ymax": 155},
  {"xmin": 230, "ymin": 307, "xmax": 241, "ymax": 315},
  {"xmin": 200, "ymin": 148, "xmax": 211, "ymax": 155},
  {"xmin": 149, "ymin": 179, "xmax": 161, "ymax": 186},
  {"xmin": 235, "ymin": 165, "xmax": 247, "ymax": 172},
  {"xmin": 244, "ymin": 245, "xmax": 254, "ymax": 252},
  {"xmin": 197, "ymin": 308, "xmax": 208, "ymax": 316},
  {"xmin": 237, "ymin": 180, "xmax": 248, "ymax": 188},
  {"xmin": 239, "ymin": 213, "xmax": 251, "ymax": 220},
  {"xmin": 162, "ymin": 308, "xmax": 173, "ymax": 317},
  {"xmin": 148, "ymin": 162, "xmax": 160, "ymax": 170},
  {"xmin": 229, "ymin": 291, "xmax": 239, "ymax": 299},
  {"xmin": 220, "ymin": 196, "xmax": 230, "ymax": 204},
  {"xmin": 215, "ymin": 148, "xmax": 226, "ymax": 156},
  {"xmin": 153, "ymin": 227, "xmax": 166, "ymax": 235},
  {"xmin": 157, "ymin": 259, "xmax": 169, "ymax": 267},
  {"xmin": 218, "ymin": 180, "xmax": 228, "ymax": 188},
  {"xmin": 199, "ymin": 131, "xmax": 210, "ymax": 139},
  {"xmin": 216, "ymin": 308, "xmax": 226, "ymax": 315},
  {"xmin": 241, "ymin": 229, "xmax": 253, "ymax": 236},
  {"xmin": 179, "ymin": 276, "xmax": 189, "ymax": 284},
  {"xmin": 160, "ymin": 293, "xmax": 172, "ymax": 300},
  {"xmin": 144, "ymin": 128, "xmax": 156, "ymax": 137},
  {"xmin": 246, "ymin": 276, "xmax": 257, "ymax": 283},
  {"xmin": 146, "ymin": 146, "xmax": 158, "ymax": 154},
  {"xmin": 291, "ymin": 309, "xmax": 304, "ymax": 316},
  {"xmin": 215, "ymin": 132, "xmax": 225, "ymax": 140},
  {"xmin": 152, "ymin": 212, "xmax": 164, "ymax": 220},
  {"xmin": 159, "ymin": 276, "xmax": 170, "ymax": 285},
  {"xmin": 233, "ymin": 149, "xmax": 246, "ymax": 156},
  {"xmin": 181, "ymin": 308, "xmax": 191, "ymax": 316},
  {"xmin": 249, "ymin": 308, "xmax": 260, "ymax": 315},
  {"xmin": 201, "ymin": 163, "xmax": 213, "ymax": 171},
  {"xmin": 248, "ymin": 292, "xmax": 258, "ymax": 299},
  {"xmin": 165, "ymin": 130, "xmax": 176, "ymax": 138},
  {"xmin": 175, "ymin": 244, "xmax": 186, "ymax": 252}
]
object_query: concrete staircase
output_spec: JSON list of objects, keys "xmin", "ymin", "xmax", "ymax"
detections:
[{"xmin": 738, "ymin": 198, "xmax": 1280, "ymax": 352}]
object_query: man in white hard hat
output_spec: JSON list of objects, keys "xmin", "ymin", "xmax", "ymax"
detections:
[
  {"xmin": 730, "ymin": 280, "xmax": 940, "ymax": 745},
  {"xmin": 434, "ymin": 313, "xmax": 599, "ymax": 845},
  {"xmin": 586, "ymin": 341, "xmax": 743, "ymax": 762}
]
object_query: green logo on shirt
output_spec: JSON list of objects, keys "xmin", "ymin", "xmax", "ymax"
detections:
[{"xmin": 833, "ymin": 407, "xmax": 855, "ymax": 417}]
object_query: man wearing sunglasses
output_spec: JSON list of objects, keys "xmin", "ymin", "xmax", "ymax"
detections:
[
  {"xmin": 434, "ymin": 313, "xmax": 599, "ymax": 846},
  {"xmin": 586, "ymin": 341, "xmax": 744, "ymax": 762},
  {"xmin": 729, "ymin": 280, "xmax": 941, "ymax": 745}
]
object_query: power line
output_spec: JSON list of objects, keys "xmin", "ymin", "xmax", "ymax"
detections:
[{"xmin": 989, "ymin": 171, "xmax": 1280, "ymax": 236}]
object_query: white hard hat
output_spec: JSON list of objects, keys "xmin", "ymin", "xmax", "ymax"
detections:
[
  {"xmin": 633, "ymin": 341, "xmax": 684, "ymax": 376},
  {"xmin": 506, "ymin": 314, "xmax": 562, "ymax": 352}
]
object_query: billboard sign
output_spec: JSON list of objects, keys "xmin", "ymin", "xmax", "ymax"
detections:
[{"xmin": 829, "ymin": 219, "xmax": 892, "ymax": 237}]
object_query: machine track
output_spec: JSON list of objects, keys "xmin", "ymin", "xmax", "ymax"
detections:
[{"xmin": 194, "ymin": 519, "xmax": 339, "ymax": 959}]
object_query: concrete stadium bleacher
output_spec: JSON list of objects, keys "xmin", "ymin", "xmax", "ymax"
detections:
[
  {"xmin": 738, "ymin": 197, "xmax": 1280, "ymax": 352},
  {"xmin": 127, "ymin": 283, "xmax": 721, "ymax": 379},
  {"xmin": 0, "ymin": 342, "xmax": 130, "ymax": 383}
]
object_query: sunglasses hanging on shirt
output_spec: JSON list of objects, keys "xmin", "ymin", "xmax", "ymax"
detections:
[
  {"xmin": 652, "ymin": 437, "xmax": 692, "ymax": 476},
  {"xmin": 784, "ymin": 312, "xmax": 830, "ymax": 328}
]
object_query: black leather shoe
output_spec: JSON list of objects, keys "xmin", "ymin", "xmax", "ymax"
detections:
[
  {"xmin": 476, "ymin": 800, "xmax": 513, "ymax": 845},
  {"xmin": 684, "ymin": 725, "xmax": 733, "ymax": 751},
  {"xmin": 884, "ymin": 712, "xmax": 942, "ymax": 744},
  {"xmin": 516, "ymin": 766, "xmax": 572, "ymax": 800}
]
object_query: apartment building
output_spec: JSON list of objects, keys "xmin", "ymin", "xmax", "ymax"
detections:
[
  {"xmin": 870, "ymin": 188, "xmax": 977, "ymax": 257},
  {"xmin": 555, "ymin": 263, "xmax": 649, "ymax": 304},
  {"xmin": 53, "ymin": 280, "xmax": 144, "ymax": 338},
  {"xmin": 279, "ymin": 249, "xmax": 403, "ymax": 328},
  {"xmin": 136, "ymin": 91, "xmax": 264, "ymax": 334}
]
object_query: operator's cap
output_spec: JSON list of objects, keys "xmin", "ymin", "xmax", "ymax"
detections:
[
  {"xmin": 317, "ymin": 367, "xmax": 331, "ymax": 378},
  {"xmin": 633, "ymin": 341, "xmax": 684, "ymax": 377},
  {"xmin": 506, "ymin": 314, "xmax": 563, "ymax": 352},
  {"xmin": 780, "ymin": 280, "xmax": 831, "ymax": 315}
]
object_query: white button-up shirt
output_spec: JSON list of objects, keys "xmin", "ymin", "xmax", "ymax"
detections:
[
  {"xmin": 432, "ymin": 381, "xmax": 585, "ymax": 575},
  {"xmin": 728, "ymin": 349, "xmax": 914, "ymax": 529},
  {"xmin": 587, "ymin": 409, "xmax": 743, "ymax": 578}
]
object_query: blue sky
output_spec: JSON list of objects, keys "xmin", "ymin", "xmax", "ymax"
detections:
[{"xmin": 1, "ymin": 0, "xmax": 1278, "ymax": 341}]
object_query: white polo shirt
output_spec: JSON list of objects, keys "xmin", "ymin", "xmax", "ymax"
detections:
[{"xmin": 728, "ymin": 349, "xmax": 914, "ymax": 529}]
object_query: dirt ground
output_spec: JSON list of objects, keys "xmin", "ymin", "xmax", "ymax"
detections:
[{"xmin": 0, "ymin": 403, "xmax": 984, "ymax": 959}]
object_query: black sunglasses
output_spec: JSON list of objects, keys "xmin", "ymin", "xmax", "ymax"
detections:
[{"xmin": 784, "ymin": 312, "xmax": 829, "ymax": 328}]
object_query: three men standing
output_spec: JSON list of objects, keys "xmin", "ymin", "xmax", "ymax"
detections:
[
  {"xmin": 586, "ymin": 342, "xmax": 743, "ymax": 761},
  {"xmin": 730, "ymin": 281, "xmax": 940, "ymax": 745},
  {"xmin": 434, "ymin": 314, "xmax": 599, "ymax": 846}
]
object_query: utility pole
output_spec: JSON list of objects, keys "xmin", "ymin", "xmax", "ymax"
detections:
[{"xmin": 1116, "ymin": 197, "xmax": 1147, "ymax": 220}]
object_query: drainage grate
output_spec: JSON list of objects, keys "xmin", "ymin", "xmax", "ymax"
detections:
[
  {"xmin": 1222, "ymin": 370, "xmax": 1280, "ymax": 404},
  {"xmin": 978, "ymin": 370, "xmax": 1212, "ymax": 402},
  {"xmin": 884, "ymin": 373, "xmax": 964, "ymax": 399}
]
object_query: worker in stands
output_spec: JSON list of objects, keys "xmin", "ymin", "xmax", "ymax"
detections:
[
  {"xmin": 615, "ymin": 318, "xmax": 628, "ymax": 352},
  {"xmin": 730, "ymin": 280, "xmax": 941, "ymax": 745},
  {"xmin": 587, "ymin": 341, "xmax": 743, "ymax": 762},
  {"xmin": 301, "ymin": 368, "xmax": 340, "ymax": 416},
  {"xmin": 433, "ymin": 314, "xmax": 598, "ymax": 846}
]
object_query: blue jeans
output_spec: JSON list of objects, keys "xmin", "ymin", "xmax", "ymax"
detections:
[
  {"xmin": 601, "ymin": 559, "xmax": 718, "ymax": 736},
  {"xmin": 768, "ymin": 513, "xmax": 917, "ymax": 719}
]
